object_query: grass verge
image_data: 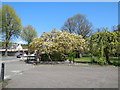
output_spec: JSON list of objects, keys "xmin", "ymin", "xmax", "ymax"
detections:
[{"xmin": 0, "ymin": 79, "xmax": 10, "ymax": 88}]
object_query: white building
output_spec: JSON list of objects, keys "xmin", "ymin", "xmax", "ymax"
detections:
[{"xmin": 0, "ymin": 41, "xmax": 28, "ymax": 56}]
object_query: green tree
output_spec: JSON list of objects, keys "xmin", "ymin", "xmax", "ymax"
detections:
[
  {"xmin": 0, "ymin": 8, "xmax": 2, "ymax": 32},
  {"xmin": 0, "ymin": 8, "xmax": 2, "ymax": 41},
  {"xmin": 114, "ymin": 25, "xmax": 120, "ymax": 58},
  {"xmin": 90, "ymin": 30, "xmax": 118, "ymax": 64},
  {"xmin": 61, "ymin": 14, "xmax": 92, "ymax": 39},
  {"xmin": 21, "ymin": 25, "xmax": 37, "ymax": 47},
  {"xmin": 1, "ymin": 5, "xmax": 21, "ymax": 55}
]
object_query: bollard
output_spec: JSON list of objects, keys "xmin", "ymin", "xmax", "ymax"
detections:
[{"xmin": 1, "ymin": 63, "xmax": 5, "ymax": 81}]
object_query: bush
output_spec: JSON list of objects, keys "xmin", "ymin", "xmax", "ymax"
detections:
[
  {"xmin": 91, "ymin": 57, "xmax": 97, "ymax": 63},
  {"xmin": 112, "ymin": 61, "xmax": 120, "ymax": 66},
  {"xmin": 67, "ymin": 52, "xmax": 76, "ymax": 61},
  {"xmin": 51, "ymin": 53, "xmax": 64, "ymax": 61},
  {"xmin": 41, "ymin": 54, "xmax": 49, "ymax": 61},
  {"xmin": 97, "ymin": 57, "xmax": 108, "ymax": 65},
  {"xmin": 40, "ymin": 53, "xmax": 65, "ymax": 61},
  {"xmin": 82, "ymin": 53, "xmax": 90, "ymax": 57},
  {"xmin": 91, "ymin": 56, "xmax": 108, "ymax": 65}
]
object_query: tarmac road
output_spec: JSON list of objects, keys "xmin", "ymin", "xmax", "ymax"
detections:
[
  {"xmin": 4, "ymin": 63, "xmax": 118, "ymax": 88},
  {"xmin": 0, "ymin": 56, "xmax": 34, "ymax": 82},
  {"xmin": 0, "ymin": 56, "xmax": 118, "ymax": 88}
]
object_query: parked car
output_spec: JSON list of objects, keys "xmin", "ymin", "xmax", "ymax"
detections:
[
  {"xmin": 17, "ymin": 55, "xmax": 21, "ymax": 58},
  {"xmin": 23, "ymin": 53, "xmax": 27, "ymax": 56},
  {"xmin": 16, "ymin": 53, "xmax": 22, "ymax": 58}
]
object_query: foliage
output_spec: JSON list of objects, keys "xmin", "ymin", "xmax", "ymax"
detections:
[
  {"xmin": 21, "ymin": 44, "xmax": 28, "ymax": 49},
  {"xmin": 61, "ymin": 14, "xmax": 92, "ymax": 38},
  {"xmin": 74, "ymin": 57, "xmax": 91, "ymax": 62},
  {"xmin": 90, "ymin": 30, "xmax": 118, "ymax": 65},
  {"xmin": 67, "ymin": 52, "xmax": 76, "ymax": 61},
  {"xmin": 97, "ymin": 57, "xmax": 108, "ymax": 65},
  {"xmin": 114, "ymin": 29, "xmax": 120, "ymax": 57},
  {"xmin": 40, "ymin": 53, "xmax": 49, "ymax": 61},
  {"xmin": 112, "ymin": 61, "xmax": 120, "ymax": 66},
  {"xmin": 1, "ymin": 5, "xmax": 21, "ymax": 55},
  {"xmin": 40, "ymin": 53, "xmax": 63, "ymax": 61},
  {"xmin": 21, "ymin": 25, "xmax": 38, "ymax": 45},
  {"xmin": 75, "ymin": 57, "xmax": 120, "ymax": 66},
  {"xmin": 51, "ymin": 52, "xmax": 64, "ymax": 61},
  {"xmin": 0, "ymin": 8, "xmax": 2, "ymax": 33},
  {"xmin": 30, "ymin": 30, "xmax": 87, "ymax": 61}
]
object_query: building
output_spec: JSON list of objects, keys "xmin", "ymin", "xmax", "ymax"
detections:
[{"xmin": 0, "ymin": 42, "xmax": 28, "ymax": 56}]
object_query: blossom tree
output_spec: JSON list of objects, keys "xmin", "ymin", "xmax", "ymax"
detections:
[{"xmin": 30, "ymin": 30, "xmax": 87, "ymax": 61}]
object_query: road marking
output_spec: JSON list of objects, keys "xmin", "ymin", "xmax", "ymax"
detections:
[
  {"xmin": 11, "ymin": 70, "xmax": 21, "ymax": 73},
  {"xmin": 19, "ymin": 73, "xmax": 23, "ymax": 75},
  {"xmin": 4, "ymin": 75, "xmax": 10, "ymax": 80},
  {"xmin": 1, "ymin": 60, "xmax": 19, "ymax": 63}
]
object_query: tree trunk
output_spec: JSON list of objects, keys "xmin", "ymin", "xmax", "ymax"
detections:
[
  {"xmin": 5, "ymin": 43, "xmax": 8, "ymax": 56},
  {"xmin": 28, "ymin": 43, "xmax": 30, "ymax": 55},
  {"xmin": 69, "ymin": 60, "xmax": 71, "ymax": 63},
  {"xmin": 47, "ymin": 53, "xmax": 52, "ymax": 64},
  {"xmin": 73, "ymin": 57, "xmax": 75, "ymax": 64},
  {"xmin": 5, "ymin": 49, "xmax": 8, "ymax": 56},
  {"xmin": 104, "ymin": 47, "xmax": 111, "ymax": 64},
  {"xmin": 79, "ymin": 52, "xmax": 82, "ymax": 58},
  {"xmin": 105, "ymin": 53, "xmax": 111, "ymax": 64},
  {"xmin": 105, "ymin": 51, "xmax": 110, "ymax": 64}
]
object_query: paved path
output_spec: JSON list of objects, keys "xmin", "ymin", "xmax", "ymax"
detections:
[
  {"xmin": 4, "ymin": 61, "xmax": 35, "ymax": 80},
  {"xmin": 5, "ymin": 64, "xmax": 118, "ymax": 88},
  {"xmin": 0, "ymin": 56, "xmax": 34, "ymax": 81}
]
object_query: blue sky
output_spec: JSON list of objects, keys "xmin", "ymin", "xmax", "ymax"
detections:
[{"xmin": 2, "ymin": 2, "xmax": 118, "ymax": 44}]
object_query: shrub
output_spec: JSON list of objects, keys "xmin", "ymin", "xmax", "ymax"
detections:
[
  {"xmin": 40, "ymin": 53, "xmax": 65, "ymax": 61},
  {"xmin": 112, "ymin": 61, "xmax": 120, "ymax": 66},
  {"xmin": 97, "ymin": 57, "xmax": 108, "ymax": 65}
]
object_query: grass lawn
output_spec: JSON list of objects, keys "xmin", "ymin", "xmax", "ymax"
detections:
[
  {"xmin": 74, "ymin": 57, "xmax": 119, "ymax": 62},
  {"xmin": 110, "ymin": 57, "xmax": 119, "ymax": 61},
  {"xmin": 0, "ymin": 79, "xmax": 9, "ymax": 88},
  {"xmin": 74, "ymin": 57, "xmax": 91, "ymax": 62},
  {"xmin": 110, "ymin": 57, "xmax": 120, "ymax": 65}
]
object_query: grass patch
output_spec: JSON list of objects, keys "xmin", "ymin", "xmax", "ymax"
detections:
[
  {"xmin": 110, "ymin": 57, "xmax": 120, "ymax": 66},
  {"xmin": 74, "ymin": 57, "xmax": 91, "ymax": 62},
  {"xmin": 74, "ymin": 57, "xmax": 99, "ymax": 62},
  {"xmin": 0, "ymin": 79, "xmax": 10, "ymax": 88},
  {"xmin": 110, "ymin": 57, "xmax": 120, "ymax": 61},
  {"xmin": 74, "ymin": 57, "xmax": 120, "ymax": 66},
  {"xmin": 2, "ymin": 55, "xmax": 8, "ymax": 57},
  {"xmin": 74, "ymin": 57, "xmax": 119, "ymax": 62}
]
